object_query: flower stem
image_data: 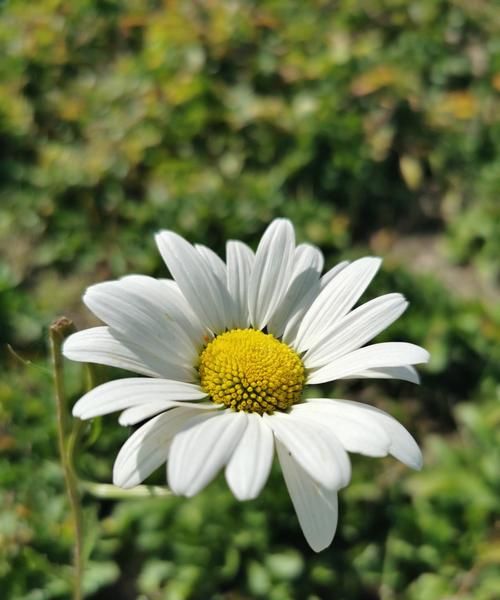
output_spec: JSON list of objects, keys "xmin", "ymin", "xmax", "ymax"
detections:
[
  {"xmin": 50, "ymin": 318, "xmax": 84, "ymax": 600},
  {"xmin": 81, "ymin": 480, "xmax": 172, "ymax": 499}
]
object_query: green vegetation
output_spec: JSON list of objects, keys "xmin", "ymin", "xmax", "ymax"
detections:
[{"xmin": 1, "ymin": 0, "xmax": 499, "ymax": 598}]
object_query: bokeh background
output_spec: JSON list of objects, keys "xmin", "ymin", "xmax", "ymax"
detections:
[{"xmin": 1, "ymin": 1, "xmax": 500, "ymax": 599}]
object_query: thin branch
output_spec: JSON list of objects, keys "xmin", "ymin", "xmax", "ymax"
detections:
[{"xmin": 7, "ymin": 343, "xmax": 51, "ymax": 375}]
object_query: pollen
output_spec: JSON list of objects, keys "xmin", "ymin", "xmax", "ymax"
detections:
[{"xmin": 198, "ymin": 328, "xmax": 306, "ymax": 415}]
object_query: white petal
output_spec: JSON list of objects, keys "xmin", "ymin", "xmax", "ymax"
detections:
[
  {"xmin": 291, "ymin": 400, "xmax": 391, "ymax": 457},
  {"xmin": 282, "ymin": 260, "xmax": 349, "ymax": 347},
  {"xmin": 319, "ymin": 260, "xmax": 349, "ymax": 290},
  {"xmin": 304, "ymin": 293, "xmax": 408, "ymax": 368},
  {"xmin": 63, "ymin": 327, "xmax": 195, "ymax": 381},
  {"xmin": 307, "ymin": 342, "xmax": 430, "ymax": 385},
  {"xmin": 195, "ymin": 244, "xmax": 228, "ymax": 283},
  {"xmin": 276, "ymin": 440, "xmax": 339, "ymax": 553},
  {"xmin": 195, "ymin": 244, "xmax": 238, "ymax": 328},
  {"xmin": 155, "ymin": 230, "xmax": 235, "ymax": 333},
  {"xmin": 294, "ymin": 244, "xmax": 324, "ymax": 275},
  {"xmin": 225, "ymin": 414, "xmax": 274, "ymax": 501},
  {"xmin": 264, "ymin": 413, "xmax": 350, "ymax": 490},
  {"xmin": 329, "ymin": 399, "xmax": 423, "ymax": 469},
  {"xmin": 267, "ymin": 244, "xmax": 323, "ymax": 338},
  {"xmin": 118, "ymin": 401, "xmax": 219, "ymax": 426},
  {"xmin": 343, "ymin": 365, "xmax": 420, "ymax": 384},
  {"xmin": 73, "ymin": 377, "xmax": 207, "ymax": 420},
  {"xmin": 295, "ymin": 257, "xmax": 382, "ymax": 352},
  {"xmin": 84, "ymin": 280, "xmax": 198, "ymax": 365},
  {"xmin": 226, "ymin": 240, "xmax": 255, "ymax": 327},
  {"xmin": 168, "ymin": 411, "xmax": 248, "ymax": 497},
  {"xmin": 248, "ymin": 219, "xmax": 295, "ymax": 330},
  {"xmin": 112, "ymin": 407, "xmax": 202, "ymax": 488},
  {"xmin": 281, "ymin": 310, "xmax": 311, "ymax": 347},
  {"xmin": 120, "ymin": 275, "xmax": 207, "ymax": 347}
]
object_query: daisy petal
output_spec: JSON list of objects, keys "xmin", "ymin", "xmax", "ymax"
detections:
[
  {"xmin": 63, "ymin": 327, "xmax": 195, "ymax": 381},
  {"xmin": 195, "ymin": 244, "xmax": 228, "ymax": 283},
  {"xmin": 331, "ymin": 399, "xmax": 423, "ymax": 470},
  {"xmin": 73, "ymin": 377, "xmax": 207, "ymax": 420},
  {"xmin": 248, "ymin": 219, "xmax": 295, "ymax": 330},
  {"xmin": 307, "ymin": 342, "xmax": 430, "ymax": 385},
  {"xmin": 113, "ymin": 407, "xmax": 202, "ymax": 488},
  {"xmin": 84, "ymin": 279, "xmax": 198, "ymax": 365},
  {"xmin": 294, "ymin": 243, "xmax": 324, "ymax": 274},
  {"xmin": 276, "ymin": 440, "xmax": 339, "ymax": 552},
  {"xmin": 291, "ymin": 400, "xmax": 391, "ymax": 457},
  {"xmin": 225, "ymin": 414, "xmax": 274, "ymax": 501},
  {"xmin": 155, "ymin": 230, "xmax": 235, "ymax": 333},
  {"xmin": 195, "ymin": 244, "xmax": 238, "ymax": 328},
  {"xmin": 226, "ymin": 240, "xmax": 255, "ymax": 327},
  {"xmin": 118, "ymin": 401, "xmax": 219, "ymax": 426},
  {"xmin": 304, "ymin": 293, "xmax": 408, "ymax": 368},
  {"xmin": 283, "ymin": 258, "xmax": 349, "ymax": 345},
  {"xmin": 319, "ymin": 260, "xmax": 350, "ymax": 289},
  {"xmin": 294, "ymin": 399, "xmax": 422, "ymax": 468},
  {"xmin": 268, "ymin": 244, "xmax": 323, "ymax": 338},
  {"xmin": 168, "ymin": 411, "xmax": 248, "ymax": 497},
  {"xmin": 119, "ymin": 275, "xmax": 207, "ymax": 346},
  {"xmin": 295, "ymin": 257, "xmax": 382, "ymax": 351},
  {"xmin": 344, "ymin": 365, "xmax": 420, "ymax": 384},
  {"xmin": 264, "ymin": 413, "xmax": 350, "ymax": 490}
]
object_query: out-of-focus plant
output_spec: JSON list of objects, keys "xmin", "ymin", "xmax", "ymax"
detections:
[{"xmin": 2, "ymin": 0, "xmax": 500, "ymax": 337}]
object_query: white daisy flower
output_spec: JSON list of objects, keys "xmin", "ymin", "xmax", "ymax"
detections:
[{"xmin": 63, "ymin": 219, "xmax": 429, "ymax": 552}]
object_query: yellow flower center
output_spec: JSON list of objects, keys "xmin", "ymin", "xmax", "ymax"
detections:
[{"xmin": 198, "ymin": 328, "xmax": 305, "ymax": 415}]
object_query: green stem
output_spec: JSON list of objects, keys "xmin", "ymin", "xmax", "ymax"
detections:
[
  {"xmin": 85, "ymin": 362, "xmax": 98, "ymax": 393},
  {"xmin": 50, "ymin": 318, "xmax": 84, "ymax": 600},
  {"xmin": 67, "ymin": 419, "xmax": 86, "ymax": 473},
  {"xmin": 81, "ymin": 480, "xmax": 172, "ymax": 499}
]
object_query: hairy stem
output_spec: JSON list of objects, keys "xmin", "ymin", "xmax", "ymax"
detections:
[{"xmin": 50, "ymin": 318, "xmax": 84, "ymax": 600}]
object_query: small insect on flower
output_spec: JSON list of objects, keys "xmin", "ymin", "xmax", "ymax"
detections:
[{"xmin": 64, "ymin": 219, "xmax": 428, "ymax": 552}]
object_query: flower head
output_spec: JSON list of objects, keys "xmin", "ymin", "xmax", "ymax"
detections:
[{"xmin": 64, "ymin": 219, "xmax": 428, "ymax": 551}]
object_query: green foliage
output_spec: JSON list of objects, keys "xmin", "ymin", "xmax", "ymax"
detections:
[{"xmin": 1, "ymin": 0, "xmax": 499, "ymax": 598}]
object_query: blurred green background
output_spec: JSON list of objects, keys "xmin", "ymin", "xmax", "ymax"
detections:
[{"xmin": 1, "ymin": 0, "xmax": 499, "ymax": 598}]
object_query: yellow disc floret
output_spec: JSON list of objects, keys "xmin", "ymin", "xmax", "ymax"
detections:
[{"xmin": 198, "ymin": 328, "xmax": 305, "ymax": 414}]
